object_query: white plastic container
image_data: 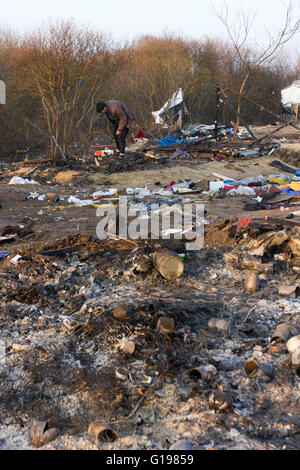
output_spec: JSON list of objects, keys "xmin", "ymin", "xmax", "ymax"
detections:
[{"xmin": 209, "ymin": 181, "xmax": 225, "ymax": 191}]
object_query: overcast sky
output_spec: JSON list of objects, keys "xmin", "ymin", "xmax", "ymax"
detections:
[{"xmin": 1, "ymin": 0, "xmax": 299, "ymax": 58}]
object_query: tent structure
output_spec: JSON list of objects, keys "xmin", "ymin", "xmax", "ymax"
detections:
[
  {"xmin": 281, "ymin": 80, "xmax": 300, "ymax": 121},
  {"xmin": 0, "ymin": 80, "xmax": 5, "ymax": 105},
  {"xmin": 152, "ymin": 88, "xmax": 189, "ymax": 128}
]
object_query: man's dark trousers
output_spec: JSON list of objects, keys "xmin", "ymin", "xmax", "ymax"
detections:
[{"xmin": 111, "ymin": 123, "xmax": 129, "ymax": 153}]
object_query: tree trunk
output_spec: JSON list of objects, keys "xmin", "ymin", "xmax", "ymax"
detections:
[{"xmin": 234, "ymin": 73, "xmax": 250, "ymax": 135}]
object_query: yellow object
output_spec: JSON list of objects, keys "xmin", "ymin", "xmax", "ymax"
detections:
[
  {"xmin": 268, "ymin": 177, "xmax": 289, "ymax": 186},
  {"xmin": 280, "ymin": 182, "xmax": 300, "ymax": 191}
]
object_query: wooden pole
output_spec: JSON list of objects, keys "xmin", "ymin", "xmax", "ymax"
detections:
[
  {"xmin": 218, "ymin": 85, "xmax": 258, "ymax": 141},
  {"xmin": 52, "ymin": 136, "xmax": 66, "ymax": 161},
  {"xmin": 215, "ymin": 85, "xmax": 221, "ymax": 141}
]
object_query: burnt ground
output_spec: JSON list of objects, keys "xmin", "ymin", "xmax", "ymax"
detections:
[{"xmin": 0, "ymin": 139, "xmax": 299, "ymax": 450}]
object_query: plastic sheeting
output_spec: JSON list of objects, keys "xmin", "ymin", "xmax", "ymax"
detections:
[
  {"xmin": 152, "ymin": 88, "xmax": 189, "ymax": 126},
  {"xmin": 281, "ymin": 80, "xmax": 300, "ymax": 111}
]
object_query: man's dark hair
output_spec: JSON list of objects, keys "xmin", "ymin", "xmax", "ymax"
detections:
[{"xmin": 96, "ymin": 102, "xmax": 107, "ymax": 113}]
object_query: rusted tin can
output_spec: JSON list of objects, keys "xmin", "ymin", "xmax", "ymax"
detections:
[
  {"xmin": 113, "ymin": 305, "xmax": 130, "ymax": 321},
  {"xmin": 208, "ymin": 390, "xmax": 233, "ymax": 413},
  {"xmin": 29, "ymin": 421, "xmax": 59, "ymax": 448},
  {"xmin": 271, "ymin": 324, "xmax": 290, "ymax": 343},
  {"xmin": 88, "ymin": 421, "xmax": 117, "ymax": 446},
  {"xmin": 244, "ymin": 270, "xmax": 259, "ymax": 293},
  {"xmin": 269, "ymin": 323, "xmax": 290, "ymax": 353},
  {"xmin": 290, "ymin": 350, "xmax": 300, "ymax": 375},
  {"xmin": 244, "ymin": 359, "xmax": 274, "ymax": 379},
  {"xmin": 190, "ymin": 364, "xmax": 217, "ymax": 383},
  {"xmin": 286, "ymin": 336, "xmax": 300, "ymax": 354},
  {"xmin": 156, "ymin": 317, "xmax": 174, "ymax": 334},
  {"xmin": 208, "ymin": 318, "xmax": 229, "ymax": 332},
  {"xmin": 286, "ymin": 336, "xmax": 300, "ymax": 375}
]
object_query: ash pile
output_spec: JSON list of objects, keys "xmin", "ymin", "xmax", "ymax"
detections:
[{"xmin": 0, "ymin": 219, "xmax": 299, "ymax": 450}]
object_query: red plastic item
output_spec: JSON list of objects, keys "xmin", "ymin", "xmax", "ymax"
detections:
[
  {"xmin": 165, "ymin": 181, "xmax": 177, "ymax": 189},
  {"xmin": 135, "ymin": 129, "xmax": 145, "ymax": 138},
  {"xmin": 236, "ymin": 218, "xmax": 253, "ymax": 232}
]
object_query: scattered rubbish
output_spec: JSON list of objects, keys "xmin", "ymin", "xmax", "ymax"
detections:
[
  {"xmin": 190, "ymin": 364, "xmax": 217, "ymax": 382},
  {"xmin": 210, "ymin": 356, "xmax": 241, "ymax": 372},
  {"xmin": 228, "ymin": 185, "xmax": 256, "ymax": 196},
  {"xmin": 207, "ymin": 318, "xmax": 229, "ymax": 332},
  {"xmin": 1, "ymin": 221, "xmax": 34, "ymax": 242},
  {"xmin": 286, "ymin": 336, "xmax": 300, "ymax": 375},
  {"xmin": 126, "ymin": 187, "xmax": 151, "ymax": 197},
  {"xmin": 154, "ymin": 249, "xmax": 184, "ymax": 280},
  {"xmin": 269, "ymin": 324, "xmax": 290, "ymax": 353},
  {"xmin": 210, "ymin": 181, "xmax": 224, "ymax": 191},
  {"xmin": 115, "ymin": 369, "xmax": 127, "ymax": 381},
  {"xmin": 278, "ymin": 285, "xmax": 300, "ymax": 297},
  {"xmin": 271, "ymin": 324, "xmax": 291, "ymax": 344},
  {"xmin": 92, "ymin": 188, "xmax": 118, "ymax": 199},
  {"xmin": 112, "ymin": 305, "xmax": 130, "ymax": 321},
  {"xmin": 0, "ymin": 234, "xmax": 18, "ymax": 244},
  {"xmin": 169, "ymin": 440, "xmax": 192, "ymax": 450},
  {"xmin": 244, "ymin": 269, "xmax": 259, "ymax": 294},
  {"xmin": 270, "ymin": 160, "xmax": 299, "ymax": 175},
  {"xmin": 88, "ymin": 421, "xmax": 117, "ymax": 447},
  {"xmin": 280, "ymin": 182, "xmax": 300, "ymax": 195},
  {"xmin": 8, "ymin": 176, "xmax": 39, "ymax": 185},
  {"xmin": 286, "ymin": 336, "xmax": 300, "ymax": 355},
  {"xmin": 156, "ymin": 317, "xmax": 175, "ymax": 335},
  {"xmin": 290, "ymin": 350, "xmax": 300, "ymax": 376},
  {"xmin": 208, "ymin": 391, "xmax": 233, "ymax": 413},
  {"xmin": 119, "ymin": 339, "xmax": 135, "ymax": 355},
  {"xmin": 171, "ymin": 149, "xmax": 191, "ymax": 159},
  {"xmin": 29, "ymin": 421, "xmax": 59, "ymax": 448},
  {"xmin": 244, "ymin": 359, "xmax": 274, "ymax": 379},
  {"xmin": 9, "ymin": 254, "xmax": 22, "ymax": 265},
  {"xmin": 0, "ymin": 116, "xmax": 299, "ymax": 451},
  {"xmin": 67, "ymin": 196, "xmax": 95, "ymax": 206},
  {"xmin": 152, "ymin": 88, "xmax": 189, "ymax": 127},
  {"xmin": 238, "ymin": 148, "xmax": 260, "ymax": 159}
]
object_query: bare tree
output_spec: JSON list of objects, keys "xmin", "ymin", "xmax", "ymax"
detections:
[
  {"xmin": 213, "ymin": 0, "xmax": 300, "ymax": 132},
  {"xmin": 22, "ymin": 20, "xmax": 114, "ymax": 158}
]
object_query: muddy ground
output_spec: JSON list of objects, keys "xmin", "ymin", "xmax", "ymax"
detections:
[{"xmin": 0, "ymin": 134, "xmax": 299, "ymax": 451}]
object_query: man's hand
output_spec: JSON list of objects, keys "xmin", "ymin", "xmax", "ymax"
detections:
[{"xmin": 116, "ymin": 130, "xmax": 121, "ymax": 136}]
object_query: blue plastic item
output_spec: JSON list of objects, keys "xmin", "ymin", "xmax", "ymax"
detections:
[{"xmin": 156, "ymin": 136, "xmax": 186, "ymax": 146}]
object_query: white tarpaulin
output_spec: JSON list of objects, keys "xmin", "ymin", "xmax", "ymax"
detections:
[
  {"xmin": 152, "ymin": 88, "xmax": 189, "ymax": 126},
  {"xmin": 281, "ymin": 80, "xmax": 300, "ymax": 111},
  {"xmin": 8, "ymin": 176, "xmax": 39, "ymax": 185},
  {"xmin": 0, "ymin": 80, "xmax": 5, "ymax": 104}
]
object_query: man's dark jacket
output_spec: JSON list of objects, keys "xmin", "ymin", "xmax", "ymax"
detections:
[{"xmin": 104, "ymin": 100, "xmax": 135, "ymax": 133}]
